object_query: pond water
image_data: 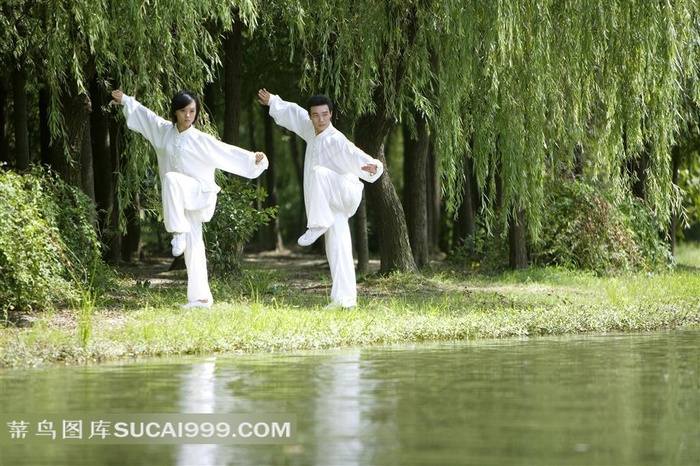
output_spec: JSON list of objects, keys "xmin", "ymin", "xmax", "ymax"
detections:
[{"xmin": 1, "ymin": 330, "xmax": 698, "ymax": 466}]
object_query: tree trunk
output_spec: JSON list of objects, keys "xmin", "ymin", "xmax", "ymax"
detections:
[
  {"xmin": 222, "ymin": 12, "xmax": 243, "ymax": 145},
  {"xmin": 107, "ymin": 121, "xmax": 123, "ymax": 261},
  {"xmin": 91, "ymin": 77, "xmax": 122, "ymax": 263},
  {"xmin": 80, "ymin": 103, "xmax": 95, "ymax": 204},
  {"xmin": 12, "ymin": 67, "xmax": 30, "ymax": 170},
  {"xmin": 668, "ymin": 146, "xmax": 681, "ymax": 256},
  {"xmin": 54, "ymin": 81, "xmax": 93, "ymax": 200},
  {"xmin": 403, "ymin": 111, "xmax": 430, "ymax": 268},
  {"xmin": 427, "ymin": 140, "xmax": 441, "ymax": 253},
  {"xmin": 354, "ymin": 195, "xmax": 369, "ymax": 274},
  {"xmin": 508, "ymin": 208, "xmax": 528, "ymax": 269},
  {"xmin": 628, "ymin": 153, "xmax": 648, "ymax": 200},
  {"xmin": 356, "ymin": 113, "xmax": 417, "ymax": 274},
  {"xmin": 624, "ymin": 127, "xmax": 648, "ymax": 201},
  {"xmin": 39, "ymin": 88, "xmax": 53, "ymax": 166},
  {"xmin": 0, "ymin": 82, "xmax": 7, "ymax": 164},
  {"xmin": 286, "ymin": 130, "xmax": 305, "ymax": 235},
  {"xmin": 261, "ymin": 105, "xmax": 282, "ymax": 251},
  {"xmin": 122, "ymin": 198, "xmax": 142, "ymax": 263},
  {"xmin": 453, "ymin": 155, "xmax": 476, "ymax": 248}
]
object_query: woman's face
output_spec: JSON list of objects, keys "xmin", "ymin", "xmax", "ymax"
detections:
[{"xmin": 175, "ymin": 101, "xmax": 197, "ymax": 132}]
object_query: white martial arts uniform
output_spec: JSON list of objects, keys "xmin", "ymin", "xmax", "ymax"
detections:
[
  {"xmin": 120, "ymin": 94, "xmax": 268, "ymax": 305},
  {"xmin": 267, "ymin": 94, "xmax": 384, "ymax": 308}
]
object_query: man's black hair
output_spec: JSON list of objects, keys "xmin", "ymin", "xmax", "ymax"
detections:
[{"xmin": 306, "ymin": 94, "xmax": 334, "ymax": 113}]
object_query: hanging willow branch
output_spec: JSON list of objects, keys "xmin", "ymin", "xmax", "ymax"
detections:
[
  {"xmin": 279, "ymin": 0, "xmax": 699, "ymax": 239},
  {"xmin": 435, "ymin": 0, "xmax": 698, "ymax": 238}
]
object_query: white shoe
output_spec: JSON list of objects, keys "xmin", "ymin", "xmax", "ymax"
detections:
[
  {"xmin": 323, "ymin": 302, "xmax": 355, "ymax": 310},
  {"xmin": 181, "ymin": 300, "xmax": 212, "ymax": 309},
  {"xmin": 297, "ymin": 227, "xmax": 328, "ymax": 247},
  {"xmin": 171, "ymin": 233, "xmax": 186, "ymax": 257}
]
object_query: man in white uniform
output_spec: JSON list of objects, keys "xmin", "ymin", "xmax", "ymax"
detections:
[
  {"xmin": 258, "ymin": 88, "xmax": 383, "ymax": 309},
  {"xmin": 112, "ymin": 89, "xmax": 268, "ymax": 308}
]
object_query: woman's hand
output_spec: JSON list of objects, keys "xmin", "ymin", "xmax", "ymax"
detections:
[
  {"xmin": 111, "ymin": 89, "xmax": 124, "ymax": 105},
  {"xmin": 257, "ymin": 88, "xmax": 271, "ymax": 106}
]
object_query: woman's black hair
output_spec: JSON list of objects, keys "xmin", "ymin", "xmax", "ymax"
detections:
[
  {"xmin": 170, "ymin": 91, "xmax": 200, "ymax": 125},
  {"xmin": 306, "ymin": 94, "xmax": 334, "ymax": 113}
]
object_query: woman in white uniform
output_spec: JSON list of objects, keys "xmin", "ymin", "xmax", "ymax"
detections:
[
  {"xmin": 112, "ymin": 89, "xmax": 268, "ymax": 308},
  {"xmin": 257, "ymin": 88, "xmax": 383, "ymax": 309}
]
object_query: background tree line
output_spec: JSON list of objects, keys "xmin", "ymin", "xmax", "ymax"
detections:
[{"xmin": 2, "ymin": 0, "xmax": 700, "ymax": 281}]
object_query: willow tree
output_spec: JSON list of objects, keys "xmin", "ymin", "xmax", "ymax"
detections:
[
  {"xmin": 272, "ymin": 0, "xmax": 700, "ymax": 270},
  {"xmin": 7, "ymin": 0, "xmax": 259, "ymax": 260},
  {"xmin": 430, "ymin": 0, "xmax": 700, "ymax": 268}
]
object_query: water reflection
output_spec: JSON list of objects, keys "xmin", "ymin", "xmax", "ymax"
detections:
[
  {"xmin": 314, "ymin": 352, "xmax": 363, "ymax": 465},
  {"xmin": 1, "ymin": 330, "xmax": 698, "ymax": 465},
  {"xmin": 177, "ymin": 359, "xmax": 217, "ymax": 466}
]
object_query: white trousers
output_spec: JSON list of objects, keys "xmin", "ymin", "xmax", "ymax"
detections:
[
  {"xmin": 308, "ymin": 167, "xmax": 363, "ymax": 308},
  {"xmin": 162, "ymin": 172, "xmax": 215, "ymax": 303},
  {"xmin": 325, "ymin": 212, "xmax": 357, "ymax": 307},
  {"xmin": 306, "ymin": 166, "xmax": 363, "ymax": 229}
]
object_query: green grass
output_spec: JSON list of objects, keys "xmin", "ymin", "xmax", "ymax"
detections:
[
  {"xmin": 2, "ymin": 252, "xmax": 700, "ymax": 368},
  {"xmin": 674, "ymin": 242, "xmax": 700, "ymax": 268}
]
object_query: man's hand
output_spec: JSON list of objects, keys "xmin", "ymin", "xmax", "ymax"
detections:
[
  {"xmin": 361, "ymin": 164, "xmax": 378, "ymax": 176},
  {"xmin": 254, "ymin": 152, "xmax": 266, "ymax": 164},
  {"xmin": 258, "ymin": 88, "xmax": 271, "ymax": 106}
]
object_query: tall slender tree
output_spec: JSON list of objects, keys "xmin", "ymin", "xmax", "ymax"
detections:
[
  {"xmin": 403, "ymin": 110, "xmax": 430, "ymax": 268},
  {"xmin": 11, "ymin": 66, "xmax": 29, "ymax": 170}
]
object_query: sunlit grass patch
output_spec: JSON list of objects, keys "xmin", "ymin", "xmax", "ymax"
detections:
[
  {"xmin": 674, "ymin": 242, "xmax": 700, "ymax": 269},
  {"xmin": 2, "ymin": 252, "xmax": 700, "ymax": 368}
]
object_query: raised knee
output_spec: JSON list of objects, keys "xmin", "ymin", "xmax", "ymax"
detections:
[
  {"xmin": 312, "ymin": 165, "xmax": 332, "ymax": 176},
  {"xmin": 164, "ymin": 171, "xmax": 181, "ymax": 184}
]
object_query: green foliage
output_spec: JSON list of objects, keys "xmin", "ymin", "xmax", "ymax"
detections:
[
  {"xmin": 270, "ymin": 0, "xmax": 699, "ymax": 247},
  {"xmin": 0, "ymin": 166, "xmax": 110, "ymax": 311},
  {"xmin": 4, "ymin": 0, "xmax": 700, "ymax": 275},
  {"xmin": 447, "ymin": 221, "xmax": 510, "ymax": 273},
  {"xmin": 675, "ymin": 138, "xmax": 700, "ymax": 235},
  {"xmin": 449, "ymin": 179, "xmax": 674, "ymax": 274},
  {"xmin": 1, "ymin": 0, "xmax": 261, "ymax": 227},
  {"xmin": 531, "ymin": 180, "xmax": 673, "ymax": 274},
  {"xmin": 204, "ymin": 175, "xmax": 277, "ymax": 277}
]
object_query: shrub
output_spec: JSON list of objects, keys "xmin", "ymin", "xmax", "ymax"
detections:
[
  {"xmin": 0, "ymin": 166, "xmax": 109, "ymax": 311},
  {"xmin": 448, "ymin": 179, "xmax": 672, "ymax": 274},
  {"xmin": 531, "ymin": 179, "xmax": 672, "ymax": 274},
  {"xmin": 447, "ymin": 219, "xmax": 510, "ymax": 273},
  {"xmin": 204, "ymin": 175, "xmax": 278, "ymax": 277}
]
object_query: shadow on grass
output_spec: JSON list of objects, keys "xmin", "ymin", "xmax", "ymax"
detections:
[{"xmin": 675, "ymin": 264, "xmax": 700, "ymax": 273}]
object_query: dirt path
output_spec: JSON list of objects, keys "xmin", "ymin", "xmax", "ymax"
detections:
[
  {"xmin": 117, "ymin": 249, "xmax": 381, "ymax": 292},
  {"xmin": 242, "ymin": 249, "xmax": 381, "ymax": 287}
]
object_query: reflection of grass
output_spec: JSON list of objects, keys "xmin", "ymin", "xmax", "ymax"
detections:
[{"xmin": 2, "ymin": 255, "xmax": 700, "ymax": 367}]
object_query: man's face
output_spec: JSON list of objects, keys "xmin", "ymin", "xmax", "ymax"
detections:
[{"xmin": 309, "ymin": 104, "xmax": 332, "ymax": 134}]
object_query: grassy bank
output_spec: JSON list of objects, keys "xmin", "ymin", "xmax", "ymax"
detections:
[{"xmin": 2, "ymin": 249, "xmax": 700, "ymax": 368}]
